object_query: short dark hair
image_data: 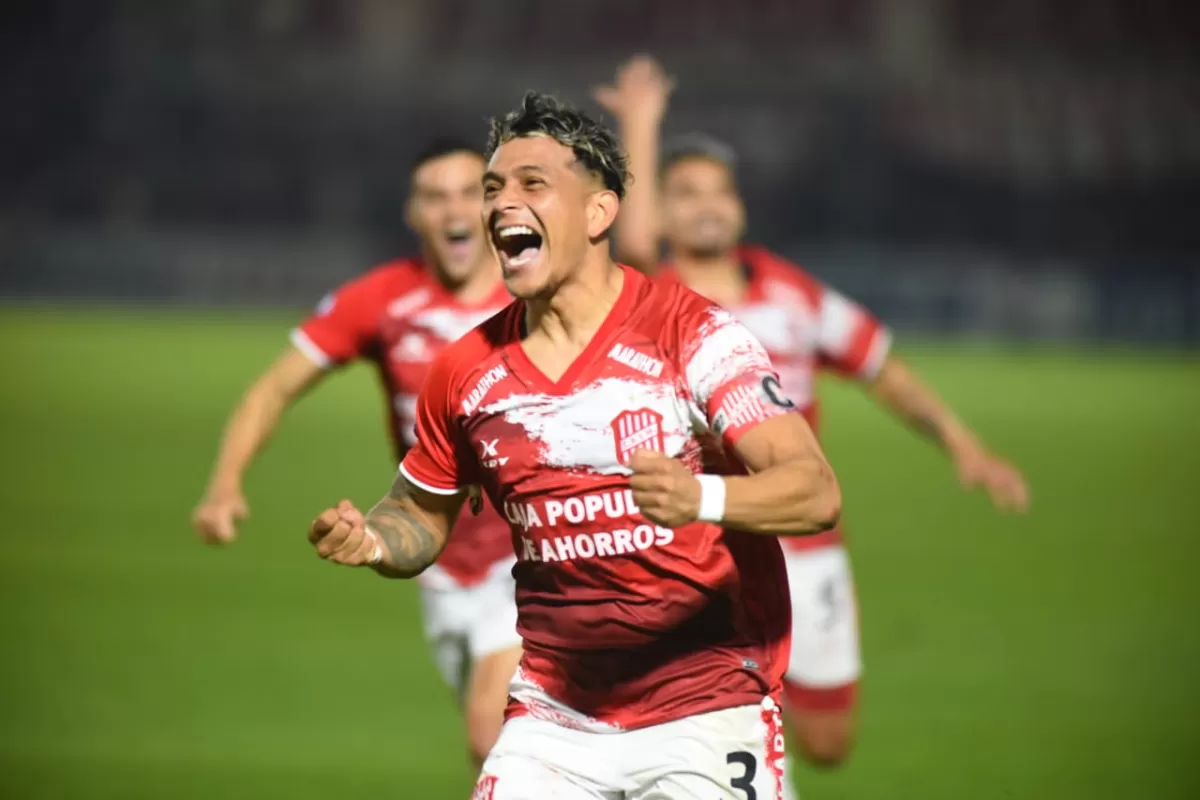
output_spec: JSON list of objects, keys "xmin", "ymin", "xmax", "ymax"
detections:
[
  {"xmin": 660, "ymin": 133, "xmax": 738, "ymax": 179},
  {"xmin": 409, "ymin": 138, "xmax": 484, "ymax": 175},
  {"xmin": 485, "ymin": 91, "xmax": 630, "ymax": 199}
]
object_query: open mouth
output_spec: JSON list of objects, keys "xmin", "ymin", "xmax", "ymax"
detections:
[
  {"xmin": 492, "ymin": 224, "xmax": 544, "ymax": 268},
  {"xmin": 444, "ymin": 225, "xmax": 474, "ymax": 253}
]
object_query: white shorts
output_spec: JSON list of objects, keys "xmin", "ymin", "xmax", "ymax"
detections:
[
  {"xmin": 419, "ymin": 562, "xmax": 521, "ymax": 697},
  {"xmin": 474, "ymin": 699, "xmax": 787, "ymax": 800},
  {"xmin": 783, "ymin": 544, "xmax": 862, "ymax": 692}
]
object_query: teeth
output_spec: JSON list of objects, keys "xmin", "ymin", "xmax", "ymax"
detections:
[{"xmin": 497, "ymin": 225, "xmax": 535, "ymax": 239}]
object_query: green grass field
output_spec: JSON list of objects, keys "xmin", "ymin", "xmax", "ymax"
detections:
[{"xmin": 1, "ymin": 308, "xmax": 1198, "ymax": 799}]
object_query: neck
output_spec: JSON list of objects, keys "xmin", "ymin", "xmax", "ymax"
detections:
[
  {"xmin": 427, "ymin": 251, "xmax": 501, "ymax": 303},
  {"xmin": 527, "ymin": 250, "xmax": 624, "ymax": 346},
  {"xmin": 670, "ymin": 247, "xmax": 746, "ymax": 303}
]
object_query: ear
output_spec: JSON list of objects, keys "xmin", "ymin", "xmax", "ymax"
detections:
[{"xmin": 586, "ymin": 190, "xmax": 621, "ymax": 240}]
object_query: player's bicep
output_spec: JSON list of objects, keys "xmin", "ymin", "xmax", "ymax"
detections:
[{"xmin": 730, "ymin": 412, "xmax": 827, "ymax": 475}]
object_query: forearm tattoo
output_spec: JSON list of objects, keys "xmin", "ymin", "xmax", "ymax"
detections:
[{"xmin": 366, "ymin": 478, "xmax": 444, "ymax": 577}]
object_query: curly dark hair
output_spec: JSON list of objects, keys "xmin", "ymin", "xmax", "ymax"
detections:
[{"xmin": 486, "ymin": 91, "xmax": 630, "ymax": 199}]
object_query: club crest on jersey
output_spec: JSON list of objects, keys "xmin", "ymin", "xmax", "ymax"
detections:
[{"xmin": 611, "ymin": 408, "xmax": 665, "ymax": 464}]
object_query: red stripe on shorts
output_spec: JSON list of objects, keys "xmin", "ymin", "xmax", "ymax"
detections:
[{"xmin": 762, "ymin": 698, "xmax": 787, "ymax": 800}]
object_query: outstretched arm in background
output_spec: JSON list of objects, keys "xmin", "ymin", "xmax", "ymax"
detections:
[
  {"xmin": 193, "ymin": 347, "xmax": 326, "ymax": 543},
  {"xmin": 595, "ymin": 55, "xmax": 673, "ymax": 274},
  {"xmin": 868, "ymin": 355, "xmax": 1030, "ymax": 512}
]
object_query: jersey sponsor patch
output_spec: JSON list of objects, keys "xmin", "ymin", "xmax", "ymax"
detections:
[
  {"xmin": 462, "ymin": 365, "xmax": 509, "ymax": 415},
  {"xmin": 505, "ymin": 489, "xmax": 675, "ymax": 563},
  {"xmin": 611, "ymin": 408, "xmax": 664, "ymax": 464},
  {"xmin": 608, "ymin": 343, "xmax": 665, "ymax": 377}
]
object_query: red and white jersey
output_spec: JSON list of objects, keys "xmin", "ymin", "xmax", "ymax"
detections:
[
  {"xmin": 661, "ymin": 245, "xmax": 892, "ymax": 551},
  {"xmin": 401, "ymin": 266, "xmax": 793, "ymax": 732},
  {"xmin": 291, "ymin": 258, "xmax": 514, "ymax": 589}
]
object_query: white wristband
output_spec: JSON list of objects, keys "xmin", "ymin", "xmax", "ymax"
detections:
[{"xmin": 695, "ymin": 474, "xmax": 727, "ymax": 523}]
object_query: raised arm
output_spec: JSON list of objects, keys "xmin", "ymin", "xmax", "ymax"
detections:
[
  {"xmin": 868, "ymin": 355, "xmax": 1030, "ymax": 512},
  {"xmin": 595, "ymin": 55, "xmax": 673, "ymax": 274},
  {"xmin": 193, "ymin": 346, "xmax": 326, "ymax": 543},
  {"xmin": 194, "ymin": 270, "xmax": 390, "ymax": 544},
  {"xmin": 308, "ymin": 474, "xmax": 465, "ymax": 579}
]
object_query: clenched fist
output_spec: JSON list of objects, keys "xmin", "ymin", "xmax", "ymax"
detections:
[
  {"xmin": 628, "ymin": 450, "xmax": 702, "ymax": 528},
  {"xmin": 308, "ymin": 499, "xmax": 383, "ymax": 567}
]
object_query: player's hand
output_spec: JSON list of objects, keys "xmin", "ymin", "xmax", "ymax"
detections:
[
  {"xmin": 628, "ymin": 450, "xmax": 701, "ymax": 528},
  {"xmin": 593, "ymin": 55, "xmax": 674, "ymax": 124},
  {"xmin": 308, "ymin": 499, "xmax": 384, "ymax": 567},
  {"xmin": 192, "ymin": 486, "xmax": 249, "ymax": 545},
  {"xmin": 956, "ymin": 448, "xmax": 1030, "ymax": 513}
]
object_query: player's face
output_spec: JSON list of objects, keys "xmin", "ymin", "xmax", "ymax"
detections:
[
  {"xmin": 408, "ymin": 152, "xmax": 488, "ymax": 284},
  {"xmin": 660, "ymin": 158, "xmax": 744, "ymax": 259},
  {"xmin": 483, "ymin": 136, "xmax": 595, "ymax": 300}
]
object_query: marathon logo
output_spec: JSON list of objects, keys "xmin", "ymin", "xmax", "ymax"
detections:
[
  {"xmin": 461, "ymin": 365, "xmax": 508, "ymax": 415},
  {"xmin": 608, "ymin": 343, "xmax": 664, "ymax": 378},
  {"xmin": 611, "ymin": 408, "xmax": 664, "ymax": 464}
]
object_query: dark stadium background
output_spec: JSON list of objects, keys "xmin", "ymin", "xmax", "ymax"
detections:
[{"xmin": 1, "ymin": 1, "xmax": 1197, "ymax": 798}]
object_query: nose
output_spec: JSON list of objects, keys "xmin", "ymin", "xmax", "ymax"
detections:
[{"xmin": 489, "ymin": 180, "xmax": 524, "ymax": 212}]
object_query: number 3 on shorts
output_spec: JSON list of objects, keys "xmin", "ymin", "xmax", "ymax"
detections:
[{"xmin": 727, "ymin": 751, "xmax": 757, "ymax": 799}]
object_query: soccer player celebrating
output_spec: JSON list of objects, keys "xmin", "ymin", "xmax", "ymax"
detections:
[
  {"xmin": 192, "ymin": 140, "xmax": 519, "ymax": 768},
  {"xmin": 596, "ymin": 56, "xmax": 1030, "ymax": 786},
  {"xmin": 307, "ymin": 92, "xmax": 843, "ymax": 799}
]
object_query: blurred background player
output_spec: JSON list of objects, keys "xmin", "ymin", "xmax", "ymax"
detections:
[
  {"xmin": 191, "ymin": 140, "xmax": 519, "ymax": 768},
  {"xmin": 309, "ymin": 91, "xmax": 843, "ymax": 800},
  {"xmin": 597, "ymin": 55, "xmax": 1030, "ymax": 788}
]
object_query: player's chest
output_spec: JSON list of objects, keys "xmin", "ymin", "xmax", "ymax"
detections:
[
  {"xmin": 376, "ymin": 303, "xmax": 503, "ymax": 391},
  {"xmin": 460, "ymin": 358, "xmax": 702, "ymax": 488}
]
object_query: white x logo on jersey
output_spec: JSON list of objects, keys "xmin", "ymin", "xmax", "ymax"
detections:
[{"xmin": 478, "ymin": 438, "xmax": 509, "ymax": 469}]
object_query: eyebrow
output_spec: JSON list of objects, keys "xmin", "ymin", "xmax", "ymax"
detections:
[{"xmin": 482, "ymin": 164, "xmax": 549, "ymax": 183}]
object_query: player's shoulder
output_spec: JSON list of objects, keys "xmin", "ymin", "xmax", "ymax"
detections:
[
  {"xmin": 423, "ymin": 301, "xmax": 520, "ymax": 396},
  {"xmin": 630, "ymin": 266, "xmax": 740, "ymax": 345},
  {"xmin": 356, "ymin": 257, "xmax": 431, "ymax": 293},
  {"xmin": 326, "ymin": 256, "xmax": 428, "ymax": 303},
  {"xmin": 739, "ymin": 244, "xmax": 823, "ymax": 304}
]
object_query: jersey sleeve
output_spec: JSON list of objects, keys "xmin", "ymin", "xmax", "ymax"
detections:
[
  {"xmin": 290, "ymin": 272, "xmax": 390, "ymax": 367},
  {"xmin": 815, "ymin": 285, "xmax": 892, "ymax": 380},
  {"xmin": 681, "ymin": 306, "xmax": 797, "ymax": 451},
  {"xmin": 398, "ymin": 353, "xmax": 475, "ymax": 495}
]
